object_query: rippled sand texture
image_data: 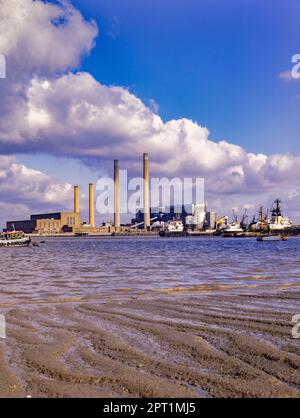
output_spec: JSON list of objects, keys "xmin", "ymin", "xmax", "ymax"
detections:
[{"xmin": 1, "ymin": 290, "xmax": 299, "ymax": 398}]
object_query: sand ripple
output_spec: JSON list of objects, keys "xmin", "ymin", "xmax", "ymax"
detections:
[{"xmin": 0, "ymin": 290, "xmax": 299, "ymax": 398}]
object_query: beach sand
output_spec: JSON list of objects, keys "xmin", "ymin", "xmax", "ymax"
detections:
[{"xmin": 0, "ymin": 289, "xmax": 299, "ymax": 398}]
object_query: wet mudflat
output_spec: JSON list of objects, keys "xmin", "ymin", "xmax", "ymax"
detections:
[{"xmin": 0, "ymin": 237, "xmax": 299, "ymax": 397}]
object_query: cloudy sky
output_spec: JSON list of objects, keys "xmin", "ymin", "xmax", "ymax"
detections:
[{"xmin": 0, "ymin": 0, "xmax": 300, "ymax": 226}]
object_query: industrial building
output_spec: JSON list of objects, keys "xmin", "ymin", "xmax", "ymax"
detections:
[
  {"xmin": 6, "ymin": 183, "xmax": 109, "ymax": 235},
  {"xmin": 6, "ymin": 154, "xmax": 152, "ymax": 235},
  {"xmin": 131, "ymin": 205, "xmax": 192, "ymax": 226},
  {"xmin": 186, "ymin": 204, "xmax": 217, "ymax": 230},
  {"xmin": 7, "ymin": 212, "xmax": 81, "ymax": 234},
  {"xmin": 132, "ymin": 205, "xmax": 216, "ymax": 230},
  {"xmin": 6, "ymin": 153, "xmax": 216, "ymax": 235}
]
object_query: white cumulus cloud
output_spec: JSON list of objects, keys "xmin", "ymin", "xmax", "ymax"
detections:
[
  {"xmin": 0, "ymin": 0, "xmax": 299, "ymax": 221},
  {"xmin": 0, "ymin": 155, "xmax": 73, "ymax": 225}
]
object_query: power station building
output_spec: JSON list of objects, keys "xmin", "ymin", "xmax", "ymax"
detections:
[
  {"xmin": 6, "ymin": 154, "xmax": 215, "ymax": 235},
  {"xmin": 6, "ymin": 183, "xmax": 109, "ymax": 235},
  {"xmin": 6, "ymin": 212, "xmax": 81, "ymax": 234},
  {"xmin": 131, "ymin": 205, "xmax": 192, "ymax": 226},
  {"xmin": 6, "ymin": 154, "xmax": 151, "ymax": 235}
]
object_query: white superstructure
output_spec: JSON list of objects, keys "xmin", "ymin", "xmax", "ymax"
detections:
[
  {"xmin": 224, "ymin": 223, "xmax": 243, "ymax": 233},
  {"xmin": 269, "ymin": 216, "xmax": 292, "ymax": 230},
  {"xmin": 166, "ymin": 220, "xmax": 184, "ymax": 232},
  {"xmin": 185, "ymin": 204, "xmax": 207, "ymax": 229},
  {"xmin": 268, "ymin": 199, "xmax": 293, "ymax": 230}
]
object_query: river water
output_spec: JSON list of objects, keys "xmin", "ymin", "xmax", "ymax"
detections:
[
  {"xmin": 0, "ymin": 236, "xmax": 299, "ymax": 397},
  {"xmin": 0, "ymin": 236, "xmax": 299, "ymax": 307}
]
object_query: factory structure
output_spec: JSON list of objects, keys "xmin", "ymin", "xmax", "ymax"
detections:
[
  {"xmin": 6, "ymin": 153, "xmax": 216, "ymax": 235},
  {"xmin": 131, "ymin": 204, "xmax": 216, "ymax": 230},
  {"xmin": 6, "ymin": 153, "xmax": 296, "ymax": 236},
  {"xmin": 6, "ymin": 154, "xmax": 157, "ymax": 235},
  {"xmin": 6, "ymin": 183, "xmax": 109, "ymax": 235}
]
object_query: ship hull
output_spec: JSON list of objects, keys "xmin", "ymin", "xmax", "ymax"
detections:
[
  {"xmin": 0, "ymin": 237, "xmax": 31, "ymax": 247},
  {"xmin": 159, "ymin": 230, "xmax": 187, "ymax": 237},
  {"xmin": 187, "ymin": 230, "xmax": 216, "ymax": 237},
  {"xmin": 256, "ymin": 236, "xmax": 281, "ymax": 242}
]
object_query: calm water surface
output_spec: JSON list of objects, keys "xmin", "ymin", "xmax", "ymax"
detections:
[{"xmin": 0, "ymin": 237, "xmax": 299, "ymax": 306}]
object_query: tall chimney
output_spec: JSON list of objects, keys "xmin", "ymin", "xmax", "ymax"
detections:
[
  {"xmin": 143, "ymin": 153, "xmax": 150, "ymax": 228},
  {"xmin": 114, "ymin": 160, "xmax": 120, "ymax": 228},
  {"xmin": 74, "ymin": 185, "xmax": 79, "ymax": 214},
  {"xmin": 89, "ymin": 183, "xmax": 95, "ymax": 227}
]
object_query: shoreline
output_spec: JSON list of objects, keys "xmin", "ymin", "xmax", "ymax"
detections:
[
  {"xmin": 26, "ymin": 232, "xmax": 300, "ymax": 239},
  {"xmin": 0, "ymin": 289, "xmax": 299, "ymax": 398}
]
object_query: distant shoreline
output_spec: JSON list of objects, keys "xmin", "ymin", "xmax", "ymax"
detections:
[{"xmin": 26, "ymin": 232, "xmax": 300, "ymax": 239}]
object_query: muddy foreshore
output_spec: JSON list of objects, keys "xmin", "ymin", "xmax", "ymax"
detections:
[{"xmin": 0, "ymin": 288, "xmax": 299, "ymax": 398}]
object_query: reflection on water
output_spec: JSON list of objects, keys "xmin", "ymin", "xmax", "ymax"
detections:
[{"xmin": 0, "ymin": 237, "xmax": 299, "ymax": 306}]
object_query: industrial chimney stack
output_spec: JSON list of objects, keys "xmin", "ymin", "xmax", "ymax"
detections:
[
  {"xmin": 143, "ymin": 153, "xmax": 150, "ymax": 229},
  {"xmin": 89, "ymin": 183, "xmax": 95, "ymax": 227},
  {"xmin": 74, "ymin": 185, "xmax": 79, "ymax": 214},
  {"xmin": 114, "ymin": 160, "xmax": 121, "ymax": 228}
]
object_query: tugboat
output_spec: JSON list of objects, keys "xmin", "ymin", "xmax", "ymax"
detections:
[
  {"xmin": 222, "ymin": 210, "xmax": 244, "ymax": 236},
  {"xmin": 223, "ymin": 222, "xmax": 244, "ymax": 235},
  {"xmin": 0, "ymin": 231, "xmax": 31, "ymax": 247},
  {"xmin": 269, "ymin": 199, "xmax": 292, "ymax": 230}
]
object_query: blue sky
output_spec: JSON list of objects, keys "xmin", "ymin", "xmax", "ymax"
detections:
[
  {"xmin": 19, "ymin": 0, "xmax": 300, "ymax": 189},
  {"xmin": 2, "ymin": 0, "xmax": 300, "ymax": 225},
  {"xmin": 68, "ymin": 0, "xmax": 300, "ymax": 154}
]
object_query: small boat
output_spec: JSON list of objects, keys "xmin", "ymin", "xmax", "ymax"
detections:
[
  {"xmin": 256, "ymin": 235, "xmax": 287, "ymax": 242},
  {"xmin": 0, "ymin": 231, "xmax": 31, "ymax": 247},
  {"xmin": 221, "ymin": 221, "xmax": 244, "ymax": 237}
]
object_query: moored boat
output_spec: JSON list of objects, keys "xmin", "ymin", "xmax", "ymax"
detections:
[
  {"xmin": 0, "ymin": 231, "xmax": 31, "ymax": 247},
  {"xmin": 256, "ymin": 235, "xmax": 287, "ymax": 242},
  {"xmin": 222, "ymin": 222, "xmax": 244, "ymax": 236}
]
